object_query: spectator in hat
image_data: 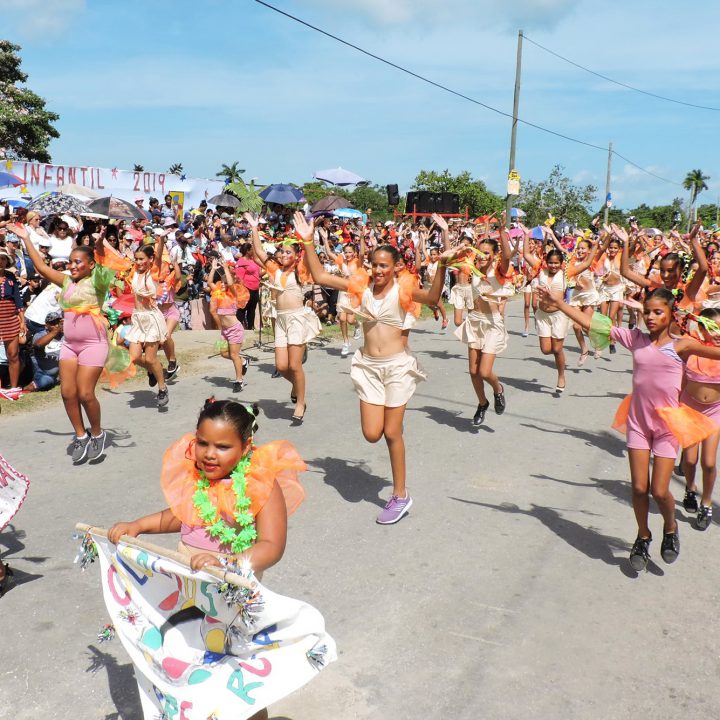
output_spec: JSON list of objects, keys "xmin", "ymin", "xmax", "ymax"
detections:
[
  {"xmin": 4, "ymin": 235, "xmax": 27, "ymax": 277},
  {"xmin": 23, "ymin": 310, "xmax": 63, "ymax": 392}
]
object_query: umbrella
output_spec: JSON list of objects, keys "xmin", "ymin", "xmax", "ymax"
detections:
[
  {"xmin": 87, "ymin": 196, "xmax": 146, "ymax": 222},
  {"xmin": 207, "ymin": 193, "xmax": 240, "ymax": 208},
  {"xmin": 57, "ymin": 183, "xmax": 103, "ymax": 201},
  {"xmin": 2, "ymin": 199, "xmax": 28, "ymax": 208},
  {"xmin": 510, "ymin": 207, "xmax": 526, "ymax": 218},
  {"xmin": 314, "ymin": 167, "xmax": 367, "ymax": 186},
  {"xmin": 259, "ymin": 184, "xmax": 305, "ymax": 205},
  {"xmin": 27, "ymin": 193, "xmax": 93, "ymax": 216},
  {"xmin": 332, "ymin": 208, "xmax": 365, "ymax": 220},
  {"xmin": 0, "ymin": 172, "xmax": 24, "ymax": 189},
  {"xmin": 311, "ymin": 195, "xmax": 353, "ymax": 213}
]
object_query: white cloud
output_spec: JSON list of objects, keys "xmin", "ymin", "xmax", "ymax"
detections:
[{"xmin": 3, "ymin": 0, "xmax": 86, "ymax": 37}]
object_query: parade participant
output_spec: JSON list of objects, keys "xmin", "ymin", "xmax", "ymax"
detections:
[
  {"xmin": 208, "ymin": 257, "xmax": 250, "ymax": 392},
  {"xmin": 425, "ymin": 246, "xmax": 449, "ymax": 331},
  {"xmin": 453, "ymin": 226, "xmax": 514, "ymax": 426},
  {"xmin": 522, "ymin": 240, "xmax": 570, "ymax": 393},
  {"xmin": 156, "ymin": 249, "xmax": 182, "ymax": 381},
  {"xmin": 107, "ymin": 397, "xmax": 304, "ymax": 575},
  {"xmin": 125, "ymin": 238, "xmax": 170, "ymax": 407},
  {"xmin": 245, "ymin": 213, "xmax": 320, "ymax": 423},
  {"xmin": 0, "ymin": 454, "xmax": 30, "ymax": 596},
  {"xmin": 566, "ymin": 237, "xmax": 599, "ymax": 365},
  {"xmin": 299, "ymin": 211, "xmax": 457, "ymax": 524},
  {"xmin": 12, "ymin": 224, "xmax": 115, "ymax": 462},
  {"xmin": 318, "ymin": 227, "xmax": 364, "ymax": 356},
  {"xmin": 539, "ymin": 286, "xmax": 720, "ymax": 570},
  {"xmin": 679, "ymin": 307, "xmax": 720, "ymax": 529},
  {"xmin": 595, "ymin": 234, "xmax": 624, "ymax": 356}
]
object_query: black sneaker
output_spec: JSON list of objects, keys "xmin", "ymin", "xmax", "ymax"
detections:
[
  {"xmin": 660, "ymin": 530, "xmax": 680, "ymax": 563},
  {"xmin": 683, "ymin": 490, "xmax": 699, "ymax": 513},
  {"xmin": 241, "ymin": 357, "xmax": 251, "ymax": 376},
  {"xmin": 697, "ymin": 505, "xmax": 712, "ymax": 531},
  {"xmin": 232, "ymin": 380, "xmax": 245, "ymax": 393},
  {"xmin": 157, "ymin": 388, "xmax": 169, "ymax": 408},
  {"xmin": 472, "ymin": 401, "xmax": 490, "ymax": 427},
  {"xmin": 609, "ymin": 343, "xmax": 617, "ymax": 354},
  {"xmin": 165, "ymin": 361, "xmax": 179, "ymax": 380},
  {"xmin": 148, "ymin": 372, "xmax": 158, "ymax": 388},
  {"xmin": 494, "ymin": 387, "xmax": 506, "ymax": 415},
  {"xmin": 629, "ymin": 535, "xmax": 652, "ymax": 571},
  {"xmin": 271, "ymin": 368, "xmax": 280, "ymax": 379}
]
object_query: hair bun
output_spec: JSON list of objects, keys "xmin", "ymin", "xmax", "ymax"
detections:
[{"xmin": 203, "ymin": 396, "xmax": 216, "ymax": 409}]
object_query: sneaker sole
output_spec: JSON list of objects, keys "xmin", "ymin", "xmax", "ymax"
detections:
[
  {"xmin": 72, "ymin": 445, "xmax": 90, "ymax": 464},
  {"xmin": 376, "ymin": 498, "xmax": 413, "ymax": 525},
  {"xmin": 661, "ymin": 549, "xmax": 679, "ymax": 563}
]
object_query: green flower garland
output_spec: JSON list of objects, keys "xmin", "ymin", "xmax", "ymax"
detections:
[{"xmin": 192, "ymin": 455, "xmax": 257, "ymax": 553}]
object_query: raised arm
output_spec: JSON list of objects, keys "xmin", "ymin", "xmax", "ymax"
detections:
[
  {"xmin": 412, "ymin": 247, "xmax": 457, "ymax": 305},
  {"xmin": 685, "ymin": 221, "xmax": 708, "ymax": 300},
  {"xmin": 293, "ymin": 211, "xmax": 349, "ymax": 291},
  {"xmin": 431, "ymin": 213, "xmax": 451, "ymax": 252},
  {"xmin": 522, "ymin": 232, "xmax": 542, "ymax": 270},
  {"xmin": 154, "ymin": 232, "xmax": 164, "ymax": 272},
  {"xmin": 566, "ymin": 241, "xmax": 597, "ymax": 279},
  {"xmin": 243, "ymin": 213, "xmax": 269, "ymax": 266},
  {"xmin": 10, "ymin": 223, "xmax": 67, "ymax": 287},
  {"xmin": 222, "ymin": 258, "xmax": 235, "ymax": 287},
  {"xmin": 617, "ymin": 225, "xmax": 651, "ymax": 288}
]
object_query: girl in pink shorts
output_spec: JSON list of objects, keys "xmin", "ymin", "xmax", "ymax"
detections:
[
  {"xmin": 300, "ymin": 211, "xmax": 458, "ymax": 525},
  {"xmin": 13, "ymin": 224, "xmax": 116, "ymax": 463},
  {"xmin": 540, "ymin": 287, "xmax": 720, "ymax": 571},
  {"xmin": 208, "ymin": 258, "xmax": 250, "ymax": 394},
  {"xmin": 157, "ymin": 254, "xmax": 182, "ymax": 380}
]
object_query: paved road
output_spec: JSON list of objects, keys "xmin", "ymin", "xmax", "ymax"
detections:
[{"xmin": 2, "ymin": 305, "xmax": 718, "ymax": 720}]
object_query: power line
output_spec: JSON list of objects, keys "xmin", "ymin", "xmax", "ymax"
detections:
[
  {"xmin": 524, "ymin": 34, "xmax": 720, "ymax": 112},
  {"xmin": 254, "ymin": 0, "xmax": 682, "ymax": 186}
]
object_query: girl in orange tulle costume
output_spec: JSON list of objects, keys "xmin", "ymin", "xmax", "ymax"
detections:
[{"xmin": 108, "ymin": 398, "xmax": 305, "ymax": 577}]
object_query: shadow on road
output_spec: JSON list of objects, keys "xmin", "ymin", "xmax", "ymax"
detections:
[
  {"xmin": 500, "ymin": 376, "xmax": 552, "ymax": 395},
  {"xmin": 0, "ymin": 525, "xmax": 46, "ymax": 590},
  {"xmin": 86, "ymin": 645, "xmax": 143, "ymax": 720},
  {"xmin": 412, "ymin": 405, "xmax": 492, "ymax": 434},
  {"xmin": 307, "ymin": 456, "xmax": 390, "ymax": 508},
  {"xmin": 520, "ymin": 422, "xmax": 627, "ymax": 458},
  {"xmin": 531, "ymin": 473, "xmax": 631, "ymax": 507},
  {"xmin": 448, "ymin": 498, "xmax": 663, "ymax": 577},
  {"xmin": 418, "ymin": 348, "xmax": 464, "ymax": 362}
]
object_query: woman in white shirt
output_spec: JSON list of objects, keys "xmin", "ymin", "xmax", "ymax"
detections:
[{"xmin": 47, "ymin": 217, "xmax": 75, "ymax": 260}]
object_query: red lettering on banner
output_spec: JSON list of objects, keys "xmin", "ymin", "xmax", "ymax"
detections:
[
  {"xmin": 143, "ymin": 172, "xmax": 151, "ymax": 193},
  {"xmin": 56, "ymin": 167, "xmax": 65, "ymax": 185},
  {"xmin": 68, "ymin": 167, "xmax": 76, "ymax": 184},
  {"xmin": 97, "ymin": 168, "xmax": 105, "ymax": 190},
  {"xmin": 179, "ymin": 701, "xmax": 193, "ymax": 720},
  {"xmin": 80, "ymin": 167, "xmax": 87, "ymax": 185},
  {"xmin": 239, "ymin": 658, "xmax": 272, "ymax": 677},
  {"xmin": 158, "ymin": 174, "xmax": 165, "ymax": 194},
  {"xmin": 30, "ymin": 165, "xmax": 40, "ymax": 185},
  {"xmin": 133, "ymin": 173, "xmax": 140, "ymax": 192},
  {"xmin": 43, "ymin": 165, "xmax": 53, "ymax": 187}
]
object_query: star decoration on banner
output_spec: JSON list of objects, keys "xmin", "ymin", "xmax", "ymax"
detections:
[
  {"xmin": 20, "ymin": 185, "xmax": 28, "ymax": 194},
  {"xmin": 180, "ymin": 174, "xmax": 186, "ymax": 181},
  {"xmin": 111, "ymin": 168, "xmax": 118, "ymax": 179},
  {"xmin": 224, "ymin": 177, "xmax": 231, "ymax": 185},
  {"xmin": 4, "ymin": 159, "xmax": 13, "ymax": 170}
]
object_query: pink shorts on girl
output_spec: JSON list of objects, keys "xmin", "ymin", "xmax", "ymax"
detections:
[
  {"xmin": 679, "ymin": 390, "xmax": 720, "ymax": 426},
  {"xmin": 161, "ymin": 302, "xmax": 180, "ymax": 323},
  {"xmin": 60, "ymin": 312, "xmax": 109, "ymax": 367},
  {"xmin": 221, "ymin": 322, "xmax": 245, "ymax": 346}
]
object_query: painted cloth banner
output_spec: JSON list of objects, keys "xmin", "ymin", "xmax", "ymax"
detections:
[
  {"xmin": 90, "ymin": 531, "xmax": 336, "ymax": 720},
  {"xmin": 1, "ymin": 159, "xmax": 225, "ymax": 211}
]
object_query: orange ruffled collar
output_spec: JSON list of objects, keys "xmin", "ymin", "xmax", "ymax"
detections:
[{"xmin": 160, "ymin": 433, "xmax": 305, "ymax": 527}]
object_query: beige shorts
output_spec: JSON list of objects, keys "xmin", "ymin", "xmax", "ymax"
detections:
[
  {"xmin": 599, "ymin": 283, "xmax": 624, "ymax": 303},
  {"xmin": 535, "ymin": 308, "xmax": 570, "ymax": 339},
  {"xmin": 449, "ymin": 283, "xmax": 474, "ymax": 310},
  {"xmin": 569, "ymin": 288, "xmax": 600, "ymax": 307},
  {"xmin": 454, "ymin": 310, "xmax": 507, "ymax": 354},
  {"xmin": 126, "ymin": 308, "xmax": 168, "ymax": 344},
  {"xmin": 274, "ymin": 307, "xmax": 321, "ymax": 348},
  {"xmin": 337, "ymin": 291, "xmax": 355, "ymax": 316},
  {"xmin": 350, "ymin": 350, "xmax": 426, "ymax": 407}
]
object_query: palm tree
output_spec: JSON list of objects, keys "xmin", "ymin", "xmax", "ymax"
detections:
[
  {"xmin": 683, "ymin": 168, "xmax": 710, "ymax": 226},
  {"xmin": 216, "ymin": 162, "xmax": 245, "ymax": 184},
  {"xmin": 167, "ymin": 162, "xmax": 184, "ymax": 175},
  {"xmin": 133, "ymin": 164, "xmax": 144, "ymax": 172}
]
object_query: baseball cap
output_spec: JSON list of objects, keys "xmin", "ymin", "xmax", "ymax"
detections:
[{"xmin": 45, "ymin": 310, "xmax": 63, "ymax": 323}]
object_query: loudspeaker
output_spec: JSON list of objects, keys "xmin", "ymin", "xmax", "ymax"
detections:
[
  {"xmin": 406, "ymin": 191, "xmax": 419, "ymax": 211},
  {"xmin": 386, "ymin": 184, "xmax": 400, "ymax": 206},
  {"xmin": 417, "ymin": 191, "xmax": 434, "ymax": 213},
  {"xmin": 440, "ymin": 192, "xmax": 460, "ymax": 214}
]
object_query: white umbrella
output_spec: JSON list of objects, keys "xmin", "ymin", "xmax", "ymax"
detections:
[
  {"xmin": 56, "ymin": 183, "xmax": 103, "ymax": 201},
  {"xmin": 313, "ymin": 167, "xmax": 367, "ymax": 186}
]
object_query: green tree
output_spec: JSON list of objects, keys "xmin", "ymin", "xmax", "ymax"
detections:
[
  {"xmin": 0, "ymin": 40, "xmax": 59, "ymax": 162},
  {"xmin": 226, "ymin": 179, "xmax": 262, "ymax": 214},
  {"xmin": 697, "ymin": 202, "xmax": 719, "ymax": 226},
  {"xmin": 298, "ymin": 181, "xmax": 351, "ymax": 207},
  {"xmin": 133, "ymin": 164, "xmax": 144, "ymax": 172},
  {"xmin": 348, "ymin": 184, "xmax": 396, "ymax": 222},
  {"xmin": 518, "ymin": 165, "xmax": 597, "ymax": 227},
  {"xmin": 683, "ymin": 168, "xmax": 710, "ymax": 226},
  {"xmin": 412, "ymin": 169, "xmax": 503, "ymax": 217},
  {"xmin": 167, "ymin": 162, "xmax": 184, "ymax": 175},
  {"xmin": 216, "ymin": 162, "xmax": 245, "ymax": 183}
]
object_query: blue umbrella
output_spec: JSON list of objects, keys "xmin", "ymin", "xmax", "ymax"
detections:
[
  {"xmin": 510, "ymin": 207, "xmax": 526, "ymax": 218},
  {"xmin": 1, "ymin": 198, "xmax": 28, "ymax": 208},
  {"xmin": 332, "ymin": 208, "xmax": 366, "ymax": 221},
  {"xmin": 259, "ymin": 184, "xmax": 305, "ymax": 205},
  {"xmin": 0, "ymin": 171, "xmax": 24, "ymax": 189}
]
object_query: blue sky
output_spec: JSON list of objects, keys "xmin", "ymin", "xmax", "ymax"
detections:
[{"xmin": 5, "ymin": 0, "xmax": 720, "ymax": 210}]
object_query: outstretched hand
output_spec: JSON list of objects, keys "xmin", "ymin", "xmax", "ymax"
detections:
[
  {"xmin": 292, "ymin": 211, "xmax": 314, "ymax": 243},
  {"xmin": 431, "ymin": 213, "xmax": 448, "ymax": 232},
  {"xmin": 9, "ymin": 223, "xmax": 29, "ymax": 241},
  {"xmin": 243, "ymin": 212, "xmax": 259, "ymax": 229},
  {"xmin": 611, "ymin": 224, "xmax": 629, "ymax": 243},
  {"xmin": 536, "ymin": 285, "xmax": 563, "ymax": 308}
]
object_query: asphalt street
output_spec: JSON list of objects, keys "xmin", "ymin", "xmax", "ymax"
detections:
[{"xmin": 2, "ymin": 304, "xmax": 718, "ymax": 720}]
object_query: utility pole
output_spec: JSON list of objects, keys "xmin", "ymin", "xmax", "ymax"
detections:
[
  {"xmin": 603, "ymin": 142, "xmax": 613, "ymax": 225},
  {"xmin": 506, "ymin": 30, "xmax": 523, "ymax": 229}
]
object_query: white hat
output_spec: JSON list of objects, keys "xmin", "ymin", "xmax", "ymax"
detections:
[
  {"xmin": 163, "ymin": 217, "xmax": 177, "ymax": 227},
  {"xmin": 384, "ymin": 221, "xmax": 394, "ymax": 227},
  {"xmin": 258, "ymin": 217, "xmax": 268, "ymax": 225},
  {"xmin": 183, "ymin": 232, "xmax": 193, "ymax": 239},
  {"xmin": 135, "ymin": 195, "xmax": 144, "ymax": 203},
  {"xmin": 38, "ymin": 237, "xmax": 53, "ymax": 247},
  {"xmin": 153, "ymin": 228, "xmax": 167, "ymax": 237}
]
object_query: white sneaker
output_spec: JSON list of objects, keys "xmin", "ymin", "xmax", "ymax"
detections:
[
  {"xmin": 353, "ymin": 326, "xmax": 361, "ymax": 340},
  {"xmin": 340, "ymin": 343, "xmax": 350, "ymax": 357}
]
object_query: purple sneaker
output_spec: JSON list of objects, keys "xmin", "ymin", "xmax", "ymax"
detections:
[{"xmin": 376, "ymin": 493, "xmax": 413, "ymax": 525}]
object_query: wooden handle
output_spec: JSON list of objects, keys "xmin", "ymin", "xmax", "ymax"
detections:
[{"xmin": 75, "ymin": 523, "xmax": 256, "ymax": 589}]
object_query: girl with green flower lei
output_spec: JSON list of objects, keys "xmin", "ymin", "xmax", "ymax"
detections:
[{"xmin": 108, "ymin": 398, "xmax": 305, "ymax": 576}]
